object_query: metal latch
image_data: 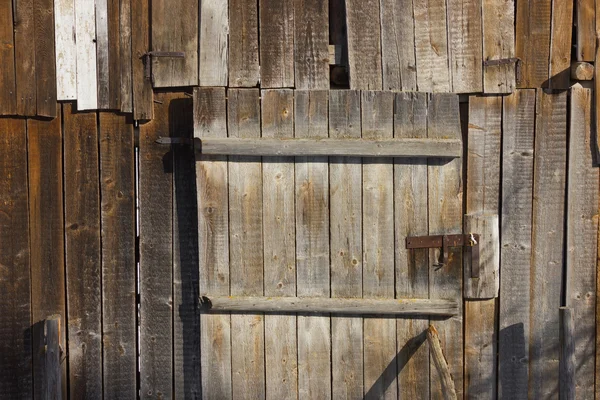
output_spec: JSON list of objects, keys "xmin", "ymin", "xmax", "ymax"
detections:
[
  {"xmin": 406, "ymin": 234, "xmax": 480, "ymax": 276},
  {"xmin": 141, "ymin": 52, "xmax": 186, "ymax": 80}
]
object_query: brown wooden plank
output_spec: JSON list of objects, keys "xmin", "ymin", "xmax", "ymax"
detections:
[
  {"xmin": 107, "ymin": 0, "xmax": 122, "ymax": 109},
  {"xmin": 259, "ymin": 0, "xmax": 294, "ymax": 88},
  {"xmin": 33, "ymin": 0, "xmax": 57, "ymax": 117},
  {"xmin": 567, "ymin": 85, "xmax": 597, "ymax": 399},
  {"xmin": 63, "ymin": 103, "xmax": 102, "ymax": 399},
  {"xmin": 0, "ymin": 118, "xmax": 32, "ymax": 398},
  {"xmin": 14, "ymin": 0, "xmax": 37, "ymax": 115},
  {"xmin": 0, "ymin": 0, "xmax": 17, "ymax": 114},
  {"xmin": 576, "ymin": 0, "xmax": 595, "ymax": 61},
  {"xmin": 199, "ymin": 1, "xmax": 228, "ymax": 86},
  {"xmin": 97, "ymin": 0, "xmax": 110, "ymax": 109},
  {"xmin": 482, "ymin": 0, "xmax": 516, "ymax": 93},
  {"xmin": 33, "ymin": 316, "xmax": 62, "ymax": 400},
  {"xmin": 465, "ymin": 300, "xmax": 497, "ymax": 398},
  {"xmin": 194, "ymin": 87, "xmax": 232, "ymax": 399},
  {"xmin": 99, "ymin": 112, "xmax": 137, "ymax": 399},
  {"xmin": 498, "ymin": 89, "xmax": 535, "ymax": 398},
  {"xmin": 229, "ymin": 0, "xmax": 259, "ymax": 87},
  {"xmin": 131, "ymin": 0, "xmax": 153, "ymax": 119},
  {"xmin": 139, "ymin": 93, "xmax": 177, "ymax": 398},
  {"xmin": 294, "ymin": 90, "xmax": 331, "ymax": 399},
  {"xmin": 261, "ymin": 89, "xmax": 298, "ymax": 400},
  {"xmin": 515, "ymin": 0, "xmax": 552, "ymax": 88},
  {"xmin": 294, "ymin": 0, "xmax": 329, "ymax": 89},
  {"xmin": 119, "ymin": 0, "xmax": 133, "ymax": 112},
  {"xmin": 548, "ymin": 0, "xmax": 574, "ymax": 89},
  {"xmin": 28, "ymin": 116, "xmax": 66, "ymax": 399}
]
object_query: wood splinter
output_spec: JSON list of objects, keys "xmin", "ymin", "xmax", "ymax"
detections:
[{"xmin": 427, "ymin": 324, "xmax": 458, "ymax": 400}]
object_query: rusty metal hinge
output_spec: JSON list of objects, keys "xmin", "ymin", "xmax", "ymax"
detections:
[
  {"xmin": 406, "ymin": 234, "xmax": 480, "ymax": 276},
  {"xmin": 483, "ymin": 57, "xmax": 522, "ymax": 85},
  {"xmin": 141, "ymin": 51, "xmax": 186, "ymax": 80}
]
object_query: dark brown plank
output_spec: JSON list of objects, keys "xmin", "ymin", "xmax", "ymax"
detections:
[
  {"xmin": 99, "ymin": 112, "xmax": 137, "ymax": 399},
  {"xmin": 515, "ymin": 0, "xmax": 552, "ymax": 88},
  {"xmin": 33, "ymin": 316, "xmax": 61, "ymax": 400},
  {"xmin": 294, "ymin": 0, "xmax": 329, "ymax": 89},
  {"xmin": 229, "ymin": 0, "xmax": 259, "ymax": 86},
  {"xmin": 0, "ymin": 118, "xmax": 32, "ymax": 398},
  {"xmin": 0, "ymin": 0, "xmax": 17, "ymax": 114},
  {"xmin": 107, "ymin": 0, "xmax": 122, "ymax": 109},
  {"xmin": 131, "ymin": 0, "xmax": 153, "ymax": 120},
  {"xmin": 63, "ymin": 103, "xmax": 102, "ymax": 399},
  {"xmin": 34, "ymin": 0, "xmax": 57, "ymax": 117},
  {"xmin": 259, "ymin": 0, "xmax": 294, "ymax": 88},
  {"xmin": 119, "ymin": 0, "xmax": 133, "ymax": 112},
  {"xmin": 14, "ymin": 0, "xmax": 37, "ymax": 116}
]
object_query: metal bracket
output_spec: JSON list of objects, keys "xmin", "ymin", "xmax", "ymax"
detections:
[
  {"xmin": 483, "ymin": 57, "xmax": 522, "ymax": 85},
  {"xmin": 406, "ymin": 234, "xmax": 480, "ymax": 276},
  {"xmin": 141, "ymin": 51, "xmax": 186, "ymax": 80},
  {"xmin": 155, "ymin": 136, "xmax": 195, "ymax": 145}
]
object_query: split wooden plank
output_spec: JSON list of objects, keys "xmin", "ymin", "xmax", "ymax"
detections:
[
  {"xmin": 548, "ymin": 0, "xmax": 574, "ymax": 89},
  {"xmin": 107, "ymin": 0, "xmax": 122, "ymax": 109},
  {"xmin": 447, "ymin": 0, "xmax": 483, "ymax": 93},
  {"xmin": 294, "ymin": 0, "xmax": 329, "ymax": 89},
  {"xmin": 0, "ymin": 118, "xmax": 32, "ymax": 399},
  {"xmin": 131, "ymin": 0, "xmax": 153, "ymax": 120},
  {"xmin": 54, "ymin": 0, "xmax": 77, "ymax": 100},
  {"xmin": 151, "ymin": 0, "xmax": 198, "ymax": 87},
  {"xmin": 75, "ymin": 0, "xmax": 98, "ymax": 110},
  {"xmin": 259, "ymin": 0, "xmax": 294, "ymax": 88},
  {"xmin": 28, "ymin": 117, "xmax": 66, "ymax": 399},
  {"xmin": 379, "ymin": 0, "xmax": 417, "ymax": 90},
  {"xmin": 96, "ymin": 0, "xmax": 110, "ymax": 108},
  {"xmin": 294, "ymin": 90, "xmax": 331, "ymax": 399},
  {"xmin": 361, "ymin": 91, "xmax": 396, "ymax": 399},
  {"xmin": 261, "ymin": 89, "xmax": 298, "ymax": 400},
  {"xmin": 567, "ymin": 85, "xmax": 597, "ymax": 399},
  {"xmin": 394, "ymin": 92, "xmax": 430, "ymax": 399},
  {"xmin": 227, "ymin": 89, "xmax": 265, "ymax": 400},
  {"xmin": 346, "ymin": 0, "xmax": 383, "ymax": 90},
  {"xmin": 0, "ymin": 0, "xmax": 17, "ymax": 114},
  {"xmin": 34, "ymin": 0, "xmax": 57, "ymax": 116},
  {"xmin": 427, "ymin": 325, "xmax": 458, "ymax": 400},
  {"xmin": 576, "ymin": 0, "xmax": 595, "ymax": 61},
  {"xmin": 427, "ymin": 93, "xmax": 463, "ymax": 398},
  {"xmin": 414, "ymin": 0, "xmax": 451, "ymax": 92},
  {"xmin": 199, "ymin": 1, "xmax": 228, "ymax": 86},
  {"xmin": 32, "ymin": 316, "xmax": 62, "ymax": 400},
  {"xmin": 99, "ymin": 112, "xmax": 137, "ymax": 399},
  {"xmin": 515, "ymin": 0, "xmax": 552, "ymax": 88},
  {"xmin": 139, "ymin": 93, "xmax": 176, "ymax": 398},
  {"xmin": 119, "ymin": 0, "xmax": 133, "ymax": 112},
  {"xmin": 529, "ymin": 89, "xmax": 567, "ymax": 398},
  {"xmin": 194, "ymin": 87, "xmax": 232, "ymax": 399},
  {"xmin": 498, "ymin": 89, "xmax": 535, "ymax": 399},
  {"xmin": 14, "ymin": 0, "xmax": 37, "ymax": 115},
  {"xmin": 63, "ymin": 103, "xmax": 102, "ymax": 400},
  {"xmin": 329, "ymin": 90, "xmax": 363, "ymax": 399},
  {"xmin": 559, "ymin": 307, "xmax": 576, "ymax": 400},
  {"xmin": 482, "ymin": 0, "xmax": 516, "ymax": 93},
  {"xmin": 229, "ymin": 0, "xmax": 259, "ymax": 87}
]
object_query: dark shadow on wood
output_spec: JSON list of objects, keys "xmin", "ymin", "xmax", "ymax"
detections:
[{"xmin": 498, "ymin": 322, "xmax": 527, "ymax": 398}]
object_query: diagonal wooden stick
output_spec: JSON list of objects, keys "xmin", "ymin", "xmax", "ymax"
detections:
[{"xmin": 427, "ymin": 324, "xmax": 458, "ymax": 400}]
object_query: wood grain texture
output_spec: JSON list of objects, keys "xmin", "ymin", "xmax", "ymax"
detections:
[
  {"xmin": 63, "ymin": 103, "xmax": 102, "ymax": 400},
  {"xmin": 566, "ymin": 85, "xmax": 597, "ymax": 399},
  {"xmin": 0, "ymin": 0, "xmax": 17, "ymax": 114},
  {"xmin": 294, "ymin": 90, "xmax": 330, "ymax": 399},
  {"xmin": 229, "ymin": 0, "xmax": 259, "ymax": 87},
  {"xmin": 571, "ymin": 61, "xmax": 595, "ymax": 80},
  {"xmin": 463, "ymin": 214, "xmax": 499, "ymax": 298},
  {"xmin": 294, "ymin": 0, "xmax": 329, "ymax": 89},
  {"xmin": 34, "ymin": 0, "xmax": 57, "ymax": 116},
  {"xmin": 380, "ymin": 0, "xmax": 417, "ymax": 90},
  {"xmin": 427, "ymin": 325, "xmax": 458, "ymax": 400},
  {"xmin": 259, "ymin": 0, "xmax": 294, "ymax": 88},
  {"xmin": 548, "ymin": 0, "xmax": 574, "ymax": 89},
  {"xmin": 498, "ymin": 89, "xmax": 535, "ymax": 399},
  {"xmin": 414, "ymin": 0, "xmax": 451, "ymax": 92},
  {"xmin": 559, "ymin": 307, "xmax": 575, "ymax": 400},
  {"xmin": 33, "ymin": 316, "xmax": 62, "ymax": 400},
  {"xmin": 464, "ymin": 300, "xmax": 497, "ymax": 399},
  {"xmin": 199, "ymin": 0, "xmax": 228, "ymax": 86},
  {"xmin": 194, "ymin": 87, "xmax": 232, "ymax": 399},
  {"xmin": 139, "ymin": 93, "xmax": 176, "ymax": 398},
  {"xmin": 515, "ymin": 0, "xmax": 552, "ymax": 88},
  {"xmin": 54, "ymin": 0, "xmax": 77, "ymax": 100},
  {"xmin": 261, "ymin": 89, "xmax": 298, "ymax": 400},
  {"xmin": 28, "ymin": 117, "xmax": 66, "ymax": 399},
  {"xmin": 131, "ymin": 0, "xmax": 153, "ymax": 120},
  {"xmin": 119, "ymin": 0, "xmax": 133, "ymax": 112},
  {"xmin": 346, "ymin": 0, "xmax": 383, "ymax": 90},
  {"xmin": 0, "ymin": 118, "xmax": 32, "ymax": 399},
  {"xmin": 107, "ymin": 0, "xmax": 122, "ymax": 109},
  {"xmin": 151, "ymin": 0, "xmax": 198, "ymax": 87},
  {"xmin": 96, "ymin": 0, "xmax": 110, "ymax": 108},
  {"xmin": 576, "ymin": 0, "xmax": 595, "ymax": 61},
  {"xmin": 14, "ymin": 0, "xmax": 37, "ymax": 115},
  {"xmin": 74, "ymin": 0, "xmax": 97, "ymax": 110},
  {"xmin": 329, "ymin": 90, "xmax": 363, "ymax": 399},
  {"xmin": 482, "ymin": 0, "xmax": 516, "ymax": 93},
  {"xmin": 99, "ymin": 112, "xmax": 137, "ymax": 399}
]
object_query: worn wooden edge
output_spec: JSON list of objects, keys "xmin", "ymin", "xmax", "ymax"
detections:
[{"xmin": 427, "ymin": 325, "xmax": 458, "ymax": 400}]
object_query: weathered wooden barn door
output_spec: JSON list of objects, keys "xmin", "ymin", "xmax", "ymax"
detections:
[{"xmin": 193, "ymin": 87, "xmax": 464, "ymax": 399}]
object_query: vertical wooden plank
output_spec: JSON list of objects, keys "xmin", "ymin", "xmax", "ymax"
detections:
[
  {"xmin": 548, "ymin": 0, "xmax": 574, "ymax": 89},
  {"xmin": 329, "ymin": 90, "xmax": 363, "ymax": 399},
  {"xmin": 97, "ymin": 0, "xmax": 110, "ymax": 108},
  {"xmin": 346, "ymin": 0, "xmax": 383, "ymax": 90},
  {"xmin": 294, "ymin": 90, "xmax": 331, "ymax": 399},
  {"xmin": 228, "ymin": 0, "xmax": 259, "ymax": 87},
  {"xmin": 227, "ymin": 89, "xmax": 265, "ymax": 400},
  {"xmin": 14, "ymin": 0, "xmax": 37, "ymax": 115},
  {"xmin": 151, "ymin": 0, "xmax": 198, "ymax": 87},
  {"xmin": 447, "ymin": 0, "xmax": 483, "ymax": 93},
  {"xmin": 0, "ymin": 118, "xmax": 32, "ymax": 399},
  {"xmin": 34, "ymin": 0, "xmax": 57, "ymax": 116},
  {"xmin": 379, "ymin": 0, "xmax": 417, "ymax": 91},
  {"xmin": 194, "ymin": 87, "xmax": 232, "ymax": 399},
  {"xmin": 99, "ymin": 112, "xmax": 137, "ymax": 399},
  {"xmin": 394, "ymin": 92, "xmax": 429, "ymax": 400},
  {"xmin": 28, "ymin": 116, "xmax": 66, "ymax": 399},
  {"xmin": 63, "ymin": 103, "xmax": 102, "ymax": 400},
  {"xmin": 139, "ymin": 93, "xmax": 176, "ymax": 398},
  {"xmin": 131, "ymin": 0, "xmax": 153, "ymax": 120},
  {"xmin": 427, "ymin": 93, "xmax": 463, "ymax": 399},
  {"xmin": 75, "ymin": 0, "xmax": 98, "ymax": 110},
  {"xmin": 120, "ymin": 0, "xmax": 133, "ymax": 112},
  {"xmin": 482, "ymin": 0, "xmax": 516, "ymax": 93},
  {"xmin": 576, "ymin": 0, "xmax": 595, "ymax": 61},
  {"xmin": 0, "ymin": 0, "xmax": 17, "ymax": 114},
  {"xmin": 107, "ymin": 0, "xmax": 122, "ymax": 109},
  {"xmin": 259, "ymin": 0, "xmax": 294, "ymax": 88},
  {"xmin": 199, "ymin": 1, "xmax": 228, "ymax": 86},
  {"xmin": 33, "ymin": 316, "xmax": 62, "ymax": 400},
  {"xmin": 361, "ymin": 91, "xmax": 396, "ymax": 400},
  {"xmin": 54, "ymin": 0, "xmax": 77, "ymax": 100},
  {"xmin": 294, "ymin": 0, "xmax": 329, "ymax": 89},
  {"xmin": 515, "ymin": 0, "xmax": 552, "ymax": 88},
  {"xmin": 567, "ymin": 85, "xmax": 598, "ymax": 399},
  {"xmin": 498, "ymin": 89, "xmax": 535, "ymax": 399}
]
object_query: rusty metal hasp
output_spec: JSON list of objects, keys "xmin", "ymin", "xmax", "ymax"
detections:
[{"xmin": 405, "ymin": 234, "xmax": 480, "ymax": 277}]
